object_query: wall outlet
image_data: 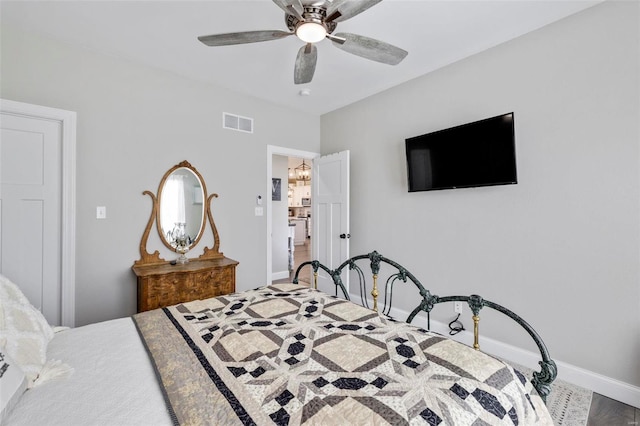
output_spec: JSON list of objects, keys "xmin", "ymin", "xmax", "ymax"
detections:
[{"xmin": 454, "ymin": 301, "xmax": 463, "ymax": 314}]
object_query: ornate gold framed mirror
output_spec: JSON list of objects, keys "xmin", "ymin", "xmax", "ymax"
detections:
[
  {"xmin": 157, "ymin": 163, "xmax": 206, "ymax": 255},
  {"xmin": 135, "ymin": 160, "xmax": 223, "ymax": 266}
]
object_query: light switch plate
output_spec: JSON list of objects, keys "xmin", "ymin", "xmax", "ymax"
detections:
[
  {"xmin": 96, "ymin": 206, "xmax": 107, "ymax": 219},
  {"xmin": 255, "ymin": 207, "xmax": 264, "ymax": 216}
]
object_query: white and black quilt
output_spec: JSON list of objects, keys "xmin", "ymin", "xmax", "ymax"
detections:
[{"xmin": 133, "ymin": 283, "xmax": 553, "ymax": 425}]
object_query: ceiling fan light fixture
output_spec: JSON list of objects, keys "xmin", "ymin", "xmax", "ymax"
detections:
[{"xmin": 296, "ymin": 22, "xmax": 327, "ymax": 43}]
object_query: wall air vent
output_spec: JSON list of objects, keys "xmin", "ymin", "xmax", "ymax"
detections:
[{"xmin": 223, "ymin": 112, "xmax": 253, "ymax": 133}]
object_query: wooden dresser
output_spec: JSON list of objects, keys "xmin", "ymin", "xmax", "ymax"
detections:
[{"xmin": 132, "ymin": 257, "xmax": 239, "ymax": 312}]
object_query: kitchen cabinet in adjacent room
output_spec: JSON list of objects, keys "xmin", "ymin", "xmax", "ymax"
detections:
[
  {"xmin": 290, "ymin": 184, "xmax": 311, "ymax": 207},
  {"xmin": 290, "ymin": 218, "xmax": 306, "ymax": 245}
]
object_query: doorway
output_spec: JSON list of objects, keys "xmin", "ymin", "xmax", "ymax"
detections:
[
  {"xmin": 266, "ymin": 146, "xmax": 318, "ymax": 286},
  {"xmin": 283, "ymin": 156, "xmax": 313, "ymax": 282}
]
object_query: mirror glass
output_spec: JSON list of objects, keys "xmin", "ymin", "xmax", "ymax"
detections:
[{"xmin": 159, "ymin": 167, "xmax": 205, "ymax": 251}]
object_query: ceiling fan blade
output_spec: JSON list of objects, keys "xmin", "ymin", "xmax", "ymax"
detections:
[
  {"xmin": 198, "ymin": 30, "xmax": 293, "ymax": 46},
  {"xmin": 331, "ymin": 32, "xmax": 408, "ymax": 65},
  {"xmin": 326, "ymin": 0, "xmax": 382, "ymax": 23},
  {"xmin": 272, "ymin": 0, "xmax": 304, "ymax": 19},
  {"xmin": 294, "ymin": 43, "xmax": 318, "ymax": 85}
]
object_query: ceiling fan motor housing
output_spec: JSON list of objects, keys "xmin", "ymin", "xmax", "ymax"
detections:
[{"xmin": 286, "ymin": 6, "xmax": 337, "ymax": 36}]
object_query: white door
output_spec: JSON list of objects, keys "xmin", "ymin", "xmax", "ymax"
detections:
[
  {"xmin": 312, "ymin": 150, "xmax": 349, "ymax": 295},
  {"xmin": 0, "ymin": 101, "xmax": 75, "ymax": 326}
]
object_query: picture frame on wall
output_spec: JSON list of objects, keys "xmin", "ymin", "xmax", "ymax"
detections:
[{"xmin": 272, "ymin": 178, "xmax": 281, "ymax": 201}]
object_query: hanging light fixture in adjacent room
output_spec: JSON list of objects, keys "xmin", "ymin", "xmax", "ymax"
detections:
[{"xmin": 295, "ymin": 160, "xmax": 311, "ymax": 181}]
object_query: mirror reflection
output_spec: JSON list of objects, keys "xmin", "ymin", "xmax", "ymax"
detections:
[{"xmin": 159, "ymin": 167, "xmax": 205, "ymax": 258}]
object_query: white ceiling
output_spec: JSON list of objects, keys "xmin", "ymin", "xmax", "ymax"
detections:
[{"xmin": 1, "ymin": 0, "xmax": 603, "ymax": 115}]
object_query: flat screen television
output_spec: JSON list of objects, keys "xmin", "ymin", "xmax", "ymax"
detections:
[{"xmin": 405, "ymin": 112, "xmax": 517, "ymax": 192}]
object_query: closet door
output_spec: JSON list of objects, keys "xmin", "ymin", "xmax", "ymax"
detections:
[{"xmin": 1, "ymin": 100, "xmax": 76, "ymax": 326}]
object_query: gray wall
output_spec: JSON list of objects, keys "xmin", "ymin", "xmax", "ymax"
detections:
[
  {"xmin": 0, "ymin": 24, "xmax": 320, "ymax": 326},
  {"xmin": 321, "ymin": 1, "xmax": 639, "ymax": 387}
]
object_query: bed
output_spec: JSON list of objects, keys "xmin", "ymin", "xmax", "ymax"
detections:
[{"xmin": 1, "ymin": 256, "xmax": 555, "ymax": 425}]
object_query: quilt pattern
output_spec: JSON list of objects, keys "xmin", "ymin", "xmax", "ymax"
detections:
[{"xmin": 134, "ymin": 283, "xmax": 552, "ymax": 425}]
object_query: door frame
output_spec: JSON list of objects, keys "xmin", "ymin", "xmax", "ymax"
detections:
[
  {"xmin": 266, "ymin": 145, "xmax": 318, "ymax": 285},
  {"xmin": 1, "ymin": 99, "xmax": 77, "ymax": 326}
]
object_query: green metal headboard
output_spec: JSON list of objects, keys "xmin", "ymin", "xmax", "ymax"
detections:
[{"xmin": 292, "ymin": 250, "xmax": 557, "ymax": 402}]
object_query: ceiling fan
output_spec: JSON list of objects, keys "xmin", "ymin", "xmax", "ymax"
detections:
[{"xmin": 198, "ymin": 0, "xmax": 408, "ymax": 85}]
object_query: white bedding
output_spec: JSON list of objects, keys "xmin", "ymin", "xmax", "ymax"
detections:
[{"xmin": 4, "ymin": 317, "xmax": 172, "ymax": 426}]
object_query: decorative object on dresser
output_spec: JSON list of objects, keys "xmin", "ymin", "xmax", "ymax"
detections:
[{"xmin": 132, "ymin": 160, "xmax": 238, "ymax": 312}]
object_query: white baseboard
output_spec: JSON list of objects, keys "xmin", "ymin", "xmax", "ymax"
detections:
[
  {"xmin": 272, "ymin": 270, "xmax": 290, "ymax": 281},
  {"xmin": 354, "ymin": 293, "xmax": 640, "ymax": 409}
]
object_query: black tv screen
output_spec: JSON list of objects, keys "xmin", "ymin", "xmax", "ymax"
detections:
[{"xmin": 406, "ymin": 113, "xmax": 517, "ymax": 192}]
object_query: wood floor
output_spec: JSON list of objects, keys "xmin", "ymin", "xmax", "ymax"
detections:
[
  {"xmin": 587, "ymin": 393, "xmax": 639, "ymax": 425},
  {"xmin": 291, "ymin": 238, "xmax": 311, "ymax": 275},
  {"xmin": 277, "ymin": 238, "xmax": 313, "ymax": 285},
  {"xmin": 278, "ymin": 241, "xmax": 640, "ymax": 424}
]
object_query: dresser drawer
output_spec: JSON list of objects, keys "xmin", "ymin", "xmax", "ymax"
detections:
[
  {"xmin": 138, "ymin": 273, "xmax": 188, "ymax": 311},
  {"xmin": 191, "ymin": 267, "xmax": 234, "ymax": 298}
]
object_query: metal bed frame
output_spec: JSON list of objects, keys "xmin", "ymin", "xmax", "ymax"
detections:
[{"xmin": 292, "ymin": 250, "xmax": 557, "ymax": 402}]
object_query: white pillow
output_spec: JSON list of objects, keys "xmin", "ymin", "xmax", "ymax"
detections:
[
  {"xmin": 0, "ymin": 350, "xmax": 28, "ymax": 423},
  {"xmin": 0, "ymin": 274, "xmax": 54, "ymax": 387}
]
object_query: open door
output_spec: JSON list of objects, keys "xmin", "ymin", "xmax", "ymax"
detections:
[{"xmin": 312, "ymin": 150, "xmax": 350, "ymax": 295}]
